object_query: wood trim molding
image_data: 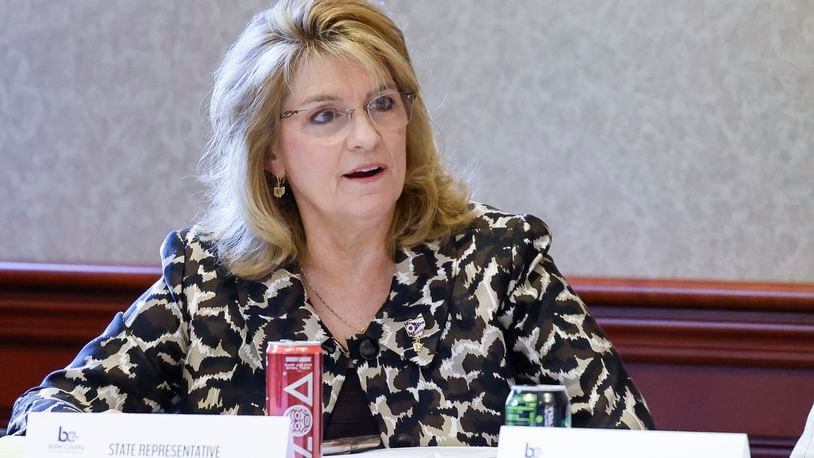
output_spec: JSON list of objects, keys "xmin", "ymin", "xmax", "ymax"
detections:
[
  {"xmin": 0, "ymin": 262, "xmax": 160, "ymax": 292},
  {"xmin": 571, "ymin": 276, "xmax": 814, "ymax": 312}
]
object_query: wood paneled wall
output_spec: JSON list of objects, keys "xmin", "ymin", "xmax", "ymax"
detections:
[{"xmin": 2, "ymin": 263, "xmax": 813, "ymax": 457}]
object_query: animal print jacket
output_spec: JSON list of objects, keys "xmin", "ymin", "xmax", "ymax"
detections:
[{"xmin": 9, "ymin": 203, "xmax": 654, "ymax": 446}]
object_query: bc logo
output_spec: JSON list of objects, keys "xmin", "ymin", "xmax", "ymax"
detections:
[
  {"xmin": 57, "ymin": 426, "xmax": 78, "ymax": 443},
  {"xmin": 524, "ymin": 442, "xmax": 542, "ymax": 457}
]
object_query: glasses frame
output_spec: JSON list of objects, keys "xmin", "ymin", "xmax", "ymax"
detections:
[{"xmin": 278, "ymin": 91, "xmax": 416, "ymax": 137}]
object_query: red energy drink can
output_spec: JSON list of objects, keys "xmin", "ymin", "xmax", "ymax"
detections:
[{"xmin": 266, "ymin": 341, "xmax": 323, "ymax": 458}]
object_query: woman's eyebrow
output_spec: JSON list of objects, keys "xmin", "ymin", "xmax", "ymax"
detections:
[
  {"xmin": 366, "ymin": 83, "xmax": 397, "ymax": 99},
  {"xmin": 295, "ymin": 93, "xmax": 342, "ymax": 107},
  {"xmin": 295, "ymin": 84, "xmax": 397, "ymax": 107}
]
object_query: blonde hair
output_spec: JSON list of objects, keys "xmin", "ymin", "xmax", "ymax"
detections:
[{"xmin": 199, "ymin": 0, "xmax": 472, "ymax": 279}]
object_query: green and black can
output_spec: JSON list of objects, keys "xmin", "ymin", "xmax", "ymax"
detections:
[{"xmin": 505, "ymin": 384, "xmax": 571, "ymax": 427}]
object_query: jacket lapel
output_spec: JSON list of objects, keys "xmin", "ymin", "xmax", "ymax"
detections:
[
  {"xmin": 372, "ymin": 240, "xmax": 454, "ymax": 367},
  {"xmin": 235, "ymin": 267, "xmax": 332, "ymax": 367}
]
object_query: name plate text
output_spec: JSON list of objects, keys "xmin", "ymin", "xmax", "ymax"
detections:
[{"xmin": 25, "ymin": 412, "xmax": 292, "ymax": 458}]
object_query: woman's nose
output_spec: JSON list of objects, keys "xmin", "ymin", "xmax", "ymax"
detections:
[{"xmin": 344, "ymin": 109, "xmax": 381, "ymax": 150}]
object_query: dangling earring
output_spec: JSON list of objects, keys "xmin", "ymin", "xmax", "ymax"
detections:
[{"xmin": 273, "ymin": 175, "xmax": 286, "ymax": 198}]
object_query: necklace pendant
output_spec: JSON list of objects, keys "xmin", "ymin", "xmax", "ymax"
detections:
[{"xmin": 412, "ymin": 341, "xmax": 424, "ymax": 352}]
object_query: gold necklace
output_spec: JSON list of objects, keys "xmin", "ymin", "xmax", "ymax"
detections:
[{"xmin": 301, "ymin": 270, "xmax": 368, "ymax": 335}]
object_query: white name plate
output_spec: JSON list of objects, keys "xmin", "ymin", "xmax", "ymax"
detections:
[
  {"xmin": 25, "ymin": 412, "xmax": 292, "ymax": 458},
  {"xmin": 497, "ymin": 426, "xmax": 750, "ymax": 458}
]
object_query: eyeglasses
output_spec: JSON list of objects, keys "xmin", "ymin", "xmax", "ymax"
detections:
[{"xmin": 279, "ymin": 89, "xmax": 415, "ymax": 144}]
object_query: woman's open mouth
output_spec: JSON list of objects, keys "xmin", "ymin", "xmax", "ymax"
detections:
[{"xmin": 344, "ymin": 166, "xmax": 384, "ymax": 179}]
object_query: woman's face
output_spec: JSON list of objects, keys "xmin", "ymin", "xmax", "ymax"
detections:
[{"xmin": 269, "ymin": 56, "xmax": 408, "ymax": 231}]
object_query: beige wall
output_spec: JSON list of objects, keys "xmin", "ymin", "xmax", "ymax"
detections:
[{"xmin": 1, "ymin": 1, "xmax": 812, "ymax": 281}]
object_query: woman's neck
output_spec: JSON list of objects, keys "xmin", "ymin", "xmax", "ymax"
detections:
[
  {"xmin": 299, "ymin": 213, "xmax": 396, "ymax": 348},
  {"xmin": 299, "ymin": 208, "xmax": 395, "ymax": 280}
]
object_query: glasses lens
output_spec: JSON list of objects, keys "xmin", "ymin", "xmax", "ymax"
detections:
[
  {"xmin": 367, "ymin": 91, "xmax": 414, "ymax": 132},
  {"xmin": 298, "ymin": 106, "xmax": 349, "ymax": 141}
]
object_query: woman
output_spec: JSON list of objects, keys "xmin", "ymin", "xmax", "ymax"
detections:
[{"xmin": 8, "ymin": 0, "xmax": 654, "ymax": 447}]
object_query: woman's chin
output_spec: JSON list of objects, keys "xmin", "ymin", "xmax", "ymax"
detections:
[{"xmin": 338, "ymin": 195, "xmax": 398, "ymax": 226}]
